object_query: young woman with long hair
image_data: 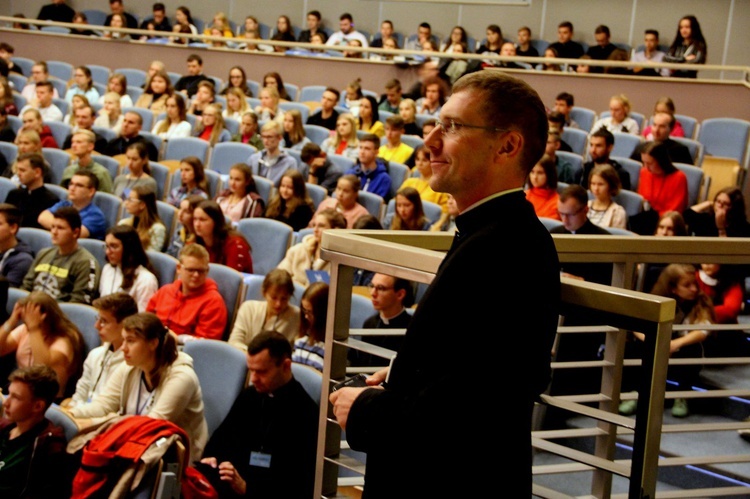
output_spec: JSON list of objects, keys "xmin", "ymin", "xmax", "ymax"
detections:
[
  {"xmin": 68, "ymin": 312, "xmax": 208, "ymax": 462},
  {"xmin": 113, "ymin": 142, "xmax": 157, "ymax": 200},
  {"xmin": 98, "ymin": 72, "xmax": 133, "ymax": 108},
  {"xmin": 638, "ymin": 141, "xmax": 689, "ymax": 216},
  {"xmin": 263, "ymin": 71, "xmax": 291, "ymax": 101},
  {"xmin": 358, "ymin": 95, "xmax": 384, "ymax": 138},
  {"xmin": 215, "ymin": 163, "xmax": 265, "ymax": 222},
  {"xmin": 282, "ymin": 109, "xmax": 311, "ymax": 151},
  {"xmin": 135, "ymin": 69, "xmax": 174, "ymax": 114},
  {"xmin": 524, "ymin": 154, "xmax": 560, "ymax": 220},
  {"xmin": 153, "ymin": 93, "xmax": 192, "ymax": 140},
  {"xmin": 187, "ymin": 80, "xmax": 216, "ymax": 117},
  {"xmin": 320, "ymin": 113, "xmax": 359, "ymax": 160},
  {"xmin": 222, "ymin": 87, "xmax": 250, "ymax": 121},
  {"xmin": 441, "ymin": 26, "xmax": 468, "ymax": 53},
  {"xmin": 166, "ymin": 194, "xmax": 204, "ymax": 258},
  {"xmin": 683, "ymin": 186, "xmax": 750, "ymax": 238},
  {"xmin": 220, "ymin": 66, "xmax": 253, "ymax": 97},
  {"xmin": 292, "ymin": 281, "xmax": 329, "ymax": 371},
  {"xmin": 192, "ymin": 199, "xmax": 253, "ymax": 273},
  {"xmin": 264, "ymin": 169, "xmax": 315, "ymax": 231},
  {"xmin": 665, "ymin": 15, "xmax": 707, "ymax": 79},
  {"xmin": 587, "ymin": 164, "xmax": 627, "ymax": 229},
  {"xmin": 94, "ymin": 91, "xmax": 125, "ymax": 136},
  {"xmin": 271, "ymin": 15, "xmax": 296, "ymax": 52},
  {"xmin": 166, "ymin": 156, "xmax": 209, "ymax": 207},
  {"xmin": 119, "ymin": 185, "xmax": 167, "ymax": 252},
  {"xmin": 0, "ymin": 291, "xmax": 84, "ymax": 400},
  {"xmin": 99, "ymin": 225, "xmax": 159, "ymax": 312},
  {"xmin": 254, "ymin": 86, "xmax": 285, "ymax": 124},
  {"xmin": 0, "ymin": 77, "xmax": 18, "ymax": 116},
  {"xmin": 65, "ymin": 65, "xmax": 100, "ymax": 104},
  {"xmin": 383, "ymin": 186, "xmax": 431, "ymax": 231},
  {"xmin": 193, "ymin": 103, "xmax": 229, "ymax": 146}
]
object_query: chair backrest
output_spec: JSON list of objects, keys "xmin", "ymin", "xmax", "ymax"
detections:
[
  {"xmin": 48, "ymin": 76, "xmax": 68, "ymax": 99},
  {"xmin": 52, "ymin": 98, "xmax": 70, "ymax": 119},
  {"xmin": 555, "ymin": 151, "xmax": 583, "ymax": 182},
  {"xmin": 6, "ymin": 287, "xmax": 30, "ymax": 317},
  {"xmin": 146, "ymin": 249, "xmax": 179, "ymax": 286},
  {"xmin": 92, "ymin": 154, "xmax": 121, "ymax": 180},
  {"xmin": 697, "ymin": 118, "xmax": 750, "ymax": 166},
  {"xmin": 674, "ymin": 162, "xmax": 707, "ymax": 206},
  {"xmin": 114, "ymin": 68, "xmax": 148, "ymax": 89},
  {"xmin": 305, "ymin": 182, "xmax": 327, "ymax": 209},
  {"xmin": 17, "ymin": 227, "xmax": 53, "ymax": 256},
  {"xmin": 0, "ymin": 176, "xmax": 16, "ymax": 202},
  {"xmin": 303, "ymin": 124, "xmax": 332, "ymax": 146},
  {"xmin": 91, "ymin": 125, "xmax": 117, "ymax": 144},
  {"xmin": 606, "ymin": 227, "xmax": 639, "ymax": 236},
  {"xmin": 278, "ymin": 101, "xmax": 310, "ymax": 123},
  {"xmin": 561, "ymin": 128, "xmax": 588, "ymax": 157},
  {"xmin": 611, "ymin": 156, "xmax": 642, "ymax": 191},
  {"xmin": 42, "ymin": 148, "xmax": 72, "ymax": 184},
  {"xmin": 163, "ymin": 137, "xmax": 210, "ymax": 164},
  {"xmin": 350, "ymin": 293, "xmax": 376, "ymax": 328},
  {"xmin": 45, "ymin": 404, "xmax": 80, "ymax": 442},
  {"xmin": 81, "ymin": 9, "xmax": 108, "ymax": 26},
  {"xmin": 208, "ymin": 142, "xmax": 256, "ymax": 175},
  {"xmin": 675, "ymin": 114, "xmax": 699, "ymax": 139},
  {"xmin": 299, "ymin": 85, "xmax": 327, "ymax": 104},
  {"xmin": 284, "ymin": 83, "xmax": 300, "ymax": 102},
  {"xmin": 701, "ymin": 157, "xmax": 741, "ymax": 201},
  {"xmin": 539, "ymin": 217, "xmax": 564, "ymax": 232},
  {"xmin": 58, "ymin": 302, "xmax": 101, "ymax": 356},
  {"xmin": 77, "ymin": 238, "xmax": 107, "ymax": 269},
  {"xmin": 291, "ymin": 363, "xmax": 322, "ymax": 406},
  {"xmin": 223, "ymin": 117, "xmax": 239, "ymax": 136},
  {"xmin": 138, "ymin": 132, "xmax": 163, "ymax": 157},
  {"xmin": 357, "ymin": 190, "xmax": 385, "ymax": 219},
  {"xmin": 156, "ymin": 200, "xmax": 177, "ymax": 242},
  {"xmin": 671, "ymin": 137, "xmax": 704, "ymax": 165},
  {"xmin": 236, "ymin": 218, "xmax": 294, "ymax": 276},
  {"xmin": 87, "ymin": 64, "xmax": 111, "ymax": 86},
  {"xmin": 207, "ymin": 263, "xmax": 245, "ymax": 339},
  {"xmin": 203, "ymin": 169, "xmax": 223, "ymax": 199},
  {"xmin": 611, "ymin": 132, "xmax": 643, "ymax": 159},
  {"xmin": 0, "ymin": 142, "xmax": 18, "ymax": 168},
  {"xmin": 400, "ymin": 134, "xmax": 424, "ymax": 151},
  {"xmin": 387, "ymin": 161, "xmax": 410, "ymax": 199},
  {"xmin": 252, "ymin": 175, "xmax": 274, "ymax": 205},
  {"xmin": 44, "ymin": 182, "xmax": 69, "ymax": 201},
  {"xmin": 126, "ymin": 86, "xmax": 143, "ymax": 104},
  {"xmin": 7, "ymin": 115, "xmax": 22, "ymax": 135},
  {"xmin": 295, "ymin": 227, "xmax": 314, "ymax": 245},
  {"xmin": 385, "ymin": 198, "xmax": 442, "ymax": 225},
  {"xmin": 92, "ymin": 191, "xmax": 123, "ymax": 229},
  {"xmin": 612, "ymin": 189, "xmax": 645, "ymax": 217},
  {"xmin": 10, "ymin": 56, "xmax": 35, "ymax": 75},
  {"xmin": 122, "ymin": 107, "xmax": 154, "ymax": 132},
  {"xmin": 46, "ymin": 121, "xmax": 73, "ymax": 149},
  {"xmin": 145, "ymin": 162, "xmax": 170, "ymax": 200},
  {"xmin": 182, "ymin": 339, "xmax": 247, "ymax": 438},
  {"xmin": 47, "ymin": 60, "xmax": 73, "ymax": 81},
  {"xmin": 327, "ymin": 153, "xmax": 356, "ymax": 175},
  {"xmin": 569, "ymin": 107, "xmax": 597, "ymax": 132}
]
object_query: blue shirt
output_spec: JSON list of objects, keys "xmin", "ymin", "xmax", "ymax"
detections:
[
  {"xmin": 50, "ymin": 200, "xmax": 108, "ymax": 240},
  {"xmin": 247, "ymin": 150, "xmax": 299, "ymax": 188}
]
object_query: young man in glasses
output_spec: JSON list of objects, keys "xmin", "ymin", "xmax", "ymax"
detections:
[
  {"xmin": 146, "ymin": 244, "xmax": 226, "ymax": 341},
  {"xmin": 330, "ymin": 71, "xmax": 559, "ymax": 497}
]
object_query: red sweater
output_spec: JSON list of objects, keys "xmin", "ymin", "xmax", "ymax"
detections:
[
  {"xmin": 525, "ymin": 187, "xmax": 561, "ymax": 220},
  {"xmin": 40, "ymin": 125, "xmax": 59, "ymax": 148},
  {"xmin": 205, "ymin": 234, "xmax": 253, "ymax": 274},
  {"xmin": 637, "ymin": 168, "xmax": 688, "ymax": 216},
  {"xmin": 146, "ymin": 278, "xmax": 227, "ymax": 339},
  {"xmin": 696, "ymin": 271, "xmax": 743, "ymax": 324}
]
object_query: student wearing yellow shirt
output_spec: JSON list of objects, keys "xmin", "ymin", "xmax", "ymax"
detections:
[{"xmin": 378, "ymin": 115, "xmax": 414, "ymax": 165}]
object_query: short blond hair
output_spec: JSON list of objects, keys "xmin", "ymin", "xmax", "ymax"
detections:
[
  {"xmin": 73, "ymin": 129, "xmax": 96, "ymax": 144},
  {"xmin": 261, "ymin": 120, "xmax": 282, "ymax": 135}
]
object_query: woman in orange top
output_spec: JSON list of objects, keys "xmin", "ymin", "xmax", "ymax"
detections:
[
  {"xmin": 525, "ymin": 154, "xmax": 560, "ymax": 220},
  {"xmin": 638, "ymin": 141, "xmax": 688, "ymax": 215}
]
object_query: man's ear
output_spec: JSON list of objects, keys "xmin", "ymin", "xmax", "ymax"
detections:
[{"xmin": 498, "ymin": 131, "xmax": 523, "ymax": 159}]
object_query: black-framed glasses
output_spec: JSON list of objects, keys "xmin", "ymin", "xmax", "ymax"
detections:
[
  {"xmin": 367, "ymin": 283, "xmax": 394, "ymax": 293},
  {"xmin": 558, "ymin": 206, "xmax": 585, "ymax": 218},
  {"xmin": 434, "ymin": 118, "xmax": 508, "ymax": 137},
  {"xmin": 182, "ymin": 267, "xmax": 208, "ymax": 275}
]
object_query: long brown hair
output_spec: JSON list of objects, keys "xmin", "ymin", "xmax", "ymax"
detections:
[
  {"xmin": 391, "ymin": 186, "xmax": 428, "ymax": 230},
  {"xmin": 298, "ymin": 281, "xmax": 329, "ymax": 344},
  {"xmin": 265, "ymin": 169, "xmax": 314, "ymax": 219},
  {"xmin": 122, "ymin": 312, "xmax": 178, "ymax": 388},
  {"xmin": 129, "ymin": 185, "xmax": 164, "ymax": 250}
]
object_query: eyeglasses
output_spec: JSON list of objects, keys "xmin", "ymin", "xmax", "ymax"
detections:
[
  {"xmin": 182, "ymin": 267, "xmax": 208, "ymax": 275},
  {"xmin": 301, "ymin": 306, "xmax": 313, "ymax": 316},
  {"xmin": 95, "ymin": 315, "xmax": 112, "ymax": 326},
  {"xmin": 558, "ymin": 206, "xmax": 585, "ymax": 218},
  {"xmin": 367, "ymin": 283, "xmax": 394, "ymax": 293},
  {"xmin": 434, "ymin": 118, "xmax": 508, "ymax": 137},
  {"xmin": 126, "ymin": 197, "xmax": 141, "ymax": 203},
  {"xmin": 105, "ymin": 244, "xmax": 122, "ymax": 251}
]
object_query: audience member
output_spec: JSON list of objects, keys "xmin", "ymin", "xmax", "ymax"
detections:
[
  {"xmin": 264, "ymin": 170, "xmax": 315, "ymax": 232},
  {"xmin": 358, "ymin": 95, "xmax": 385, "ymax": 139},
  {"xmin": 60, "ymin": 130, "xmax": 114, "ymax": 193},
  {"xmin": 282, "ymin": 109, "xmax": 311, "ymax": 151},
  {"xmin": 113, "ymin": 142, "xmax": 157, "ymax": 200},
  {"xmin": 68, "ymin": 312, "xmax": 207, "ymax": 460},
  {"xmin": 516, "ymin": 26, "xmax": 539, "ymax": 57},
  {"xmin": 525, "ymin": 154, "xmax": 560, "ymax": 220},
  {"xmin": 220, "ymin": 66, "xmax": 252, "ymax": 97},
  {"xmin": 401, "ymin": 145, "xmax": 450, "ymax": 215},
  {"xmin": 696, "ymin": 262, "xmax": 747, "ymax": 357},
  {"xmin": 378, "ymin": 78, "xmax": 402, "ymax": 114},
  {"xmin": 576, "ymin": 128, "xmax": 630, "ymax": 190},
  {"xmin": 94, "ymin": 92, "xmax": 125, "ymax": 138},
  {"xmin": 215, "ymin": 163, "xmax": 265, "ymax": 223},
  {"xmin": 103, "ymin": 111, "xmax": 158, "ymax": 161},
  {"xmin": 398, "ymin": 98, "xmax": 421, "ymax": 137},
  {"xmin": 342, "ymin": 79, "xmax": 363, "ymax": 116},
  {"xmin": 638, "ymin": 141, "xmax": 689, "ymax": 216},
  {"xmin": 104, "ymin": 0, "xmax": 138, "ymax": 34},
  {"xmin": 165, "ymin": 194, "xmax": 203, "ymax": 258},
  {"xmin": 263, "ymin": 72, "xmax": 291, "ymax": 102},
  {"xmin": 326, "ymin": 13, "xmax": 369, "ymax": 48},
  {"xmin": 638, "ymin": 210, "xmax": 689, "ymax": 293},
  {"xmin": 174, "ymin": 54, "xmax": 211, "ymax": 99},
  {"xmin": 640, "ymin": 96, "xmax": 686, "ymax": 139},
  {"xmin": 298, "ymin": 10, "xmax": 327, "ymax": 44},
  {"xmin": 592, "ymin": 94, "xmax": 641, "ymax": 135},
  {"xmin": 441, "ymin": 42, "xmax": 469, "ymax": 84},
  {"xmin": 544, "ymin": 131, "xmax": 574, "ymax": 184},
  {"xmin": 247, "ymin": 121, "xmax": 298, "ymax": 188},
  {"xmin": 271, "ymin": 15, "xmax": 296, "ymax": 52},
  {"xmin": 587, "ymin": 164, "xmax": 628, "ymax": 229},
  {"xmin": 37, "ymin": 0, "xmax": 75, "ymax": 23},
  {"xmin": 63, "ymin": 103, "xmax": 108, "ymax": 150},
  {"xmin": 476, "ymin": 24, "xmax": 503, "ymax": 63},
  {"xmin": 683, "ymin": 186, "xmax": 750, "ymax": 238},
  {"xmin": 0, "ymin": 365, "xmax": 70, "ymax": 498},
  {"xmin": 279, "ymin": 208, "xmax": 346, "ymax": 286},
  {"xmin": 118, "ymin": 185, "xmax": 166, "ymax": 251},
  {"xmin": 632, "ymin": 112, "xmax": 693, "ymax": 165},
  {"xmin": 0, "ymin": 203, "xmax": 34, "ymax": 287},
  {"xmin": 553, "ymin": 92, "xmax": 580, "ymax": 129},
  {"xmin": 548, "ymin": 21, "xmax": 585, "ymax": 60},
  {"xmin": 4, "ymin": 152, "xmax": 59, "ymax": 229},
  {"xmin": 187, "ymin": 81, "xmax": 216, "ymax": 118},
  {"xmin": 65, "ymin": 65, "xmax": 100, "ymax": 105},
  {"xmin": 321, "ymin": 113, "xmax": 360, "ymax": 161},
  {"xmin": 585, "ymin": 25, "xmax": 617, "ymax": 72},
  {"xmin": 665, "ymin": 15, "xmax": 707, "ymax": 78},
  {"xmin": 99, "ymin": 225, "xmax": 158, "ymax": 311},
  {"xmin": 193, "ymin": 103, "xmax": 229, "ymax": 146},
  {"xmin": 134, "ymin": 69, "xmax": 173, "ymax": 115},
  {"xmin": 20, "ymin": 62, "xmax": 60, "ymax": 102},
  {"xmin": 301, "ymin": 142, "xmax": 343, "ymax": 195},
  {"xmin": 383, "ymin": 186, "xmax": 431, "ymax": 230},
  {"xmin": 21, "ymin": 81, "xmax": 62, "ymax": 123},
  {"xmin": 103, "ymin": 13, "xmax": 132, "ymax": 41},
  {"xmin": 312, "ymin": 174, "xmax": 369, "ymax": 228},
  {"xmin": 345, "ymin": 133, "xmax": 391, "ymax": 200},
  {"xmin": 415, "ymin": 77, "xmax": 447, "ymax": 117},
  {"xmin": 63, "ymin": 292, "xmax": 137, "ymax": 408},
  {"xmin": 404, "ymin": 22, "xmax": 434, "ymax": 51},
  {"xmin": 0, "ymin": 80, "xmax": 17, "ymax": 119},
  {"xmin": 138, "ymin": 2, "xmax": 171, "ymax": 35},
  {"xmin": 152, "ymin": 94, "xmax": 192, "ymax": 140},
  {"xmin": 20, "ymin": 110, "xmax": 58, "ymax": 148},
  {"xmin": 306, "ymin": 87, "xmax": 340, "ymax": 130},
  {"xmin": 540, "ymin": 46, "xmax": 563, "ymax": 72},
  {"xmin": 2, "ymin": 291, "xmax": 84, "ymax": 400},
  {"xmin": 222, "ymin": 87, "xmax": 251, "ymax": 121},
  {"xmin": 254, "ymin": 86, "xmax": 285, "ymax": 125},
  {"xmin": 632, "ymin": 29, "xmax": 670, "ymax": 77},
  {"xmin": 192, "ymin": 200, "xmax": 252, "ymax": 273},
  {"xmin": 39, "ymin": 171, "xmax": 107, "ymax": 240},
  {"xmin": 232, "ymin": 111, "xmax": 263, "ymax": 149},
  {"xmin": 431, "ymin": 193, "xmax": 459, "ymax": 233},
  {"xmin": 0, "ymin": 43, "xmax": 23, "ymax": 77},
  {"xmin": 63, "ymin": 94, "xmax": 89, "ymax": 128},
  {"xmin": 378, "ymin": 116, "xmax": 414, "ymax": 167},
  {"xmin": 292, "ymin": 281, "xmax": 328, "ymax": 371},
  {"xmin": 229, "ymin": 269, "xmax": 300, "ymax": 351},
  {"xmin": 171, "ymin": 5, "xmax": 198, "ymax": 40},
  {"xmin": 198, "ymin": 330, "xmax": 318, "ymax": 498},
  {"xmin": 146, "ymin": 244, "xmax": 227, "ymax": 341}
]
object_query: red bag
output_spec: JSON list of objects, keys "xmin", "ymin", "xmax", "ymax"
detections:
[{"xmin": 181, "ymin": 465, "xmax": 219, "ymax": 499}]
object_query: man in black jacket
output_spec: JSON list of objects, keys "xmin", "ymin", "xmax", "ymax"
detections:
[
  {"xmin": 631, "ymin": 112, "xmax": 694, "ymax": 165},
  {"xmin": 37, "ymin": 0, "xmax": 75, "ymax": 23}
]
